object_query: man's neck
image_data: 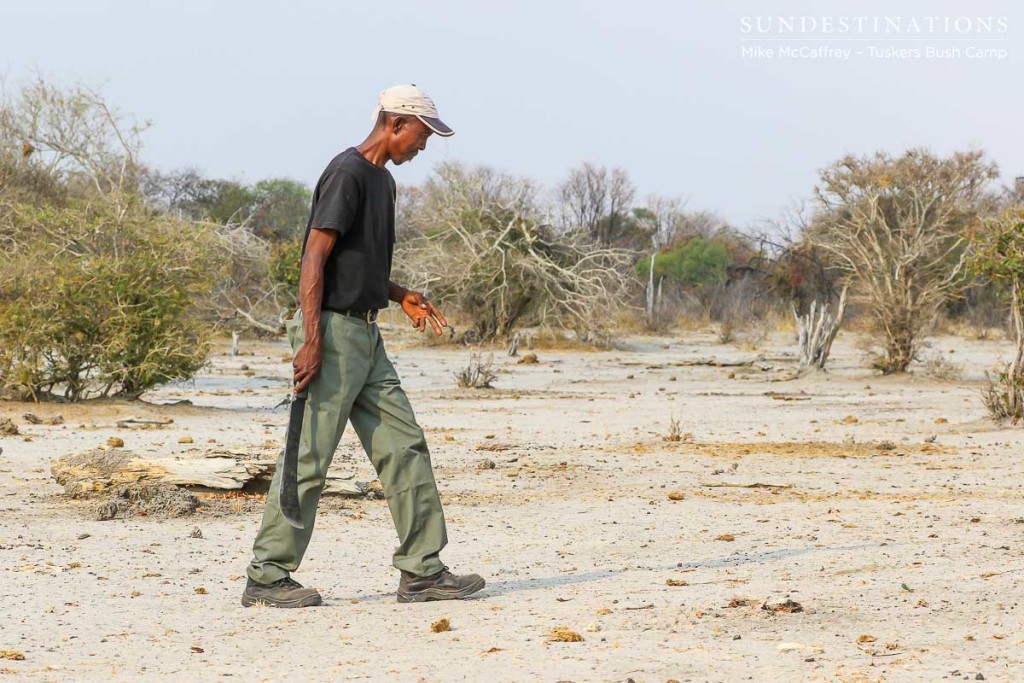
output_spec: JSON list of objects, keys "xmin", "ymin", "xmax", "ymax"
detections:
[{"xmin": 356, "ymin": 134, "xmax": 391, "ymax": 168}]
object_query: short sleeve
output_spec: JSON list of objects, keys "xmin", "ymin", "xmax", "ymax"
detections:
[{"xmin": 310, "ymin": 170, "xmax": 360, "ymax": 236}]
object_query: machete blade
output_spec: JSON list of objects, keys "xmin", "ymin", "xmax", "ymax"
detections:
[{"xmin": 279, "ymin": 391, "xmax": 306, "ymax": 529}]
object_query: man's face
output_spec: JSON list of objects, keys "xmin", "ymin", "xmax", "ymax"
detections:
[{"xmin": 390, "ymin": 116, "xmax": 433, "ymax": 165}]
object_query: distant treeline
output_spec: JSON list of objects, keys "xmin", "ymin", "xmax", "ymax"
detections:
[{"xmin": 2, "ymin": 79, "xmax": 1023, "ymax": 404}]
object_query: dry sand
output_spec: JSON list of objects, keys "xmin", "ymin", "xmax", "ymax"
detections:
[{"xmin": 2, "ymin": 325, "xmax": 1024, "ymax": 682}]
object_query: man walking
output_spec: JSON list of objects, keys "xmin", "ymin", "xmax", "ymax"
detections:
[{"xmin": 242, "ymin": 84, "xmax": 484, "ymax": 607}]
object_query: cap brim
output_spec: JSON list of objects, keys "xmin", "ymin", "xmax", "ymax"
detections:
[{"xmin": 416, "ymin": 115, "xmax": 454, "ymax": 137}]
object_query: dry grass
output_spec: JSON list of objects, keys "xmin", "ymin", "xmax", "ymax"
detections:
[
  {"xmin": 454, "ymin": 352, "xmax": 498, "ymax": 389},
  {"xmin": 548, "ymin": 626, "xmax": 583, "ymax": 643},
  {"xmin": 665, "ymin": 416, "xmax": 682, "ymax": 442},
  {"xmin": 629, "ymin": 439, "xmax": 952, "ymax": 459}
]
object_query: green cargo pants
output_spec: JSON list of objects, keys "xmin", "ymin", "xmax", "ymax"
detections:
[{"xmin": 247, "ymin": 310, "xmax": 448, "ymax": 584}]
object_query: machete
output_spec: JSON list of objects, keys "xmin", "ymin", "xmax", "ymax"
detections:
[{"xmin": 279, "ymin": 387, "xmax": 306, "ymax": 529}]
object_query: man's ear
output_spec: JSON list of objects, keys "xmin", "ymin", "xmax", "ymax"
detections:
[{"xmin": 391, "ymin": 115, "xmax": 409, "ymax": 133}]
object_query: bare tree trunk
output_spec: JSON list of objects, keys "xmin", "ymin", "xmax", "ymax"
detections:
[
  {"xmin": 794, "ymin": 285, "xmax": 848, "ymax": 370},
  {"xmin": 1007, "ymin": 283, "xmax": 1024, "ymax": 416},
  {"xmin": 507, "ymin": 331, "xmax": 520, "ymax": 357},
  {"xmin": 645, "ymin": 251, "xmax": 658, "ymax": 326}
]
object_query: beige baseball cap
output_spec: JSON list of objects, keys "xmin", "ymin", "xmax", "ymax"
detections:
[{"xmin": 371, "ymin": 84, "xmax": 454, "ymax": 137}]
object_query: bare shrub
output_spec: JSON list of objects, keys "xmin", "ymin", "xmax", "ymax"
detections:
[
  {"xmin": 717, "ymin": 319, "xmax": 735, "ymax": 344},
  {"xmin": 0, "ymin": 77, "xmax": 146, "ymax": 209},
  {"xmin": 738, "ymin": 318, "xmax": 773, "ymax": 351},
  {"xmin": 971, "ymin": 210, "xmax": 1024, "ymax": 422},
  {"xmin": 919, "ymin": 351, "xmax": 964, "ymax": 382},
  {"xmin": 982, "ymin": 369, "xmax": 1024, "ymax": 423},
  {"xmin": 203, "ymin": 223, "xmax": 290, "ymax": 335},
  {"xmin": 455, "ymin": 352, "xmax": 498, "ymax": 389}
]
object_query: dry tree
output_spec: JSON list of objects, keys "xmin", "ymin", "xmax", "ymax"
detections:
[
  {"xmin": 402, "ymin": 162, "xmax": 636, "ymax": 342},
  {"xmin": 807, "ymin": 149, "xmax": 997, "ymax": 374}
]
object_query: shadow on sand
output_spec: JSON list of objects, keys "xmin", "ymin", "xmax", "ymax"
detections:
[{"xmin": 330, "ymin": 543, "xmax": 879, "ymax": 603}]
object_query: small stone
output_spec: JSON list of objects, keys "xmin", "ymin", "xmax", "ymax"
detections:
[
  {"xmin": 107, "ymin": 437, "xmax": 124, "ymax": 448},
  {"xmin": 431, "ymin": 618, "xmax": 451, "ymax": 633},
  {"xmin": 178, "ymin": 436, "xmax": 194, "ymax": 444},
  {"xmin": 77, "ymin": 533, "xmax": 90, "ymax": 540},
  {"xmin": 190, "ymin": 527, "xmax": 203, "ymax": 539},
  {"xmin": 476, "ymin": 458, "xmax": 496, "ymax": 470}
]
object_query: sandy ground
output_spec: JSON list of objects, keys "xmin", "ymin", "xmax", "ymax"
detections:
[{"xmin": 3, "ymin": 324, "xmax": 1024, "ymax": 683}]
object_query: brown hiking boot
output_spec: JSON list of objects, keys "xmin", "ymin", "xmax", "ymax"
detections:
[
  {"xmin": 241, "ymin": 577, "xmax": 322, "ymax": 608},
  {"xmin": 397, "ymin": 566, "xmax": 486, "ymax": 603}
]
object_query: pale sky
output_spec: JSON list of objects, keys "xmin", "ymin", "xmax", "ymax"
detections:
[{"xmin": 3, "ymin": 0, "xmax": 1021, "ymax": 228}]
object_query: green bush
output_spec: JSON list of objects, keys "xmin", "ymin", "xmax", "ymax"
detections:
[
  {"xmin": 635, "ymin": 237, "xmax": 730, "ymax": 286},
  {"xmin": 269, "ymin": 238, "xmax": 303, "ymax": 309},
  {"xmin": 0, "ymin": 199, "xmax": 216, "ymax": 400}
]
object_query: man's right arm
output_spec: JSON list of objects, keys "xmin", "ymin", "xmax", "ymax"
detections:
[{"xmin": 292, "ymin": 228, "xmax": 337, "ymax": 393}]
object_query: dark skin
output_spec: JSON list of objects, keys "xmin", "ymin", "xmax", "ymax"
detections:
[{"xmin": 292, "ymin": 114, "xmax": 447, "ymax": 394}]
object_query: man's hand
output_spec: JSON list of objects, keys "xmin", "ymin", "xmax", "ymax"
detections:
[
  {"xmin": 400, "ymin": 290, "xmax": 448, "ymax": 335},
  {"xmin": 292, "ymin": 337, "xmax": 323, "ymax": 393}
]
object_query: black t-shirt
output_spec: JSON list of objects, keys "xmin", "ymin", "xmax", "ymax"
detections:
[{"xmin": 301, "ymin": 147, "xmax": 396, "ymax": 311}]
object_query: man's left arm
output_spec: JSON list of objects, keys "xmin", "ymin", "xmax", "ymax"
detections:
[{"xmin": 389, "ymin": 281, "xmax": 448, "ymax": 335}]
